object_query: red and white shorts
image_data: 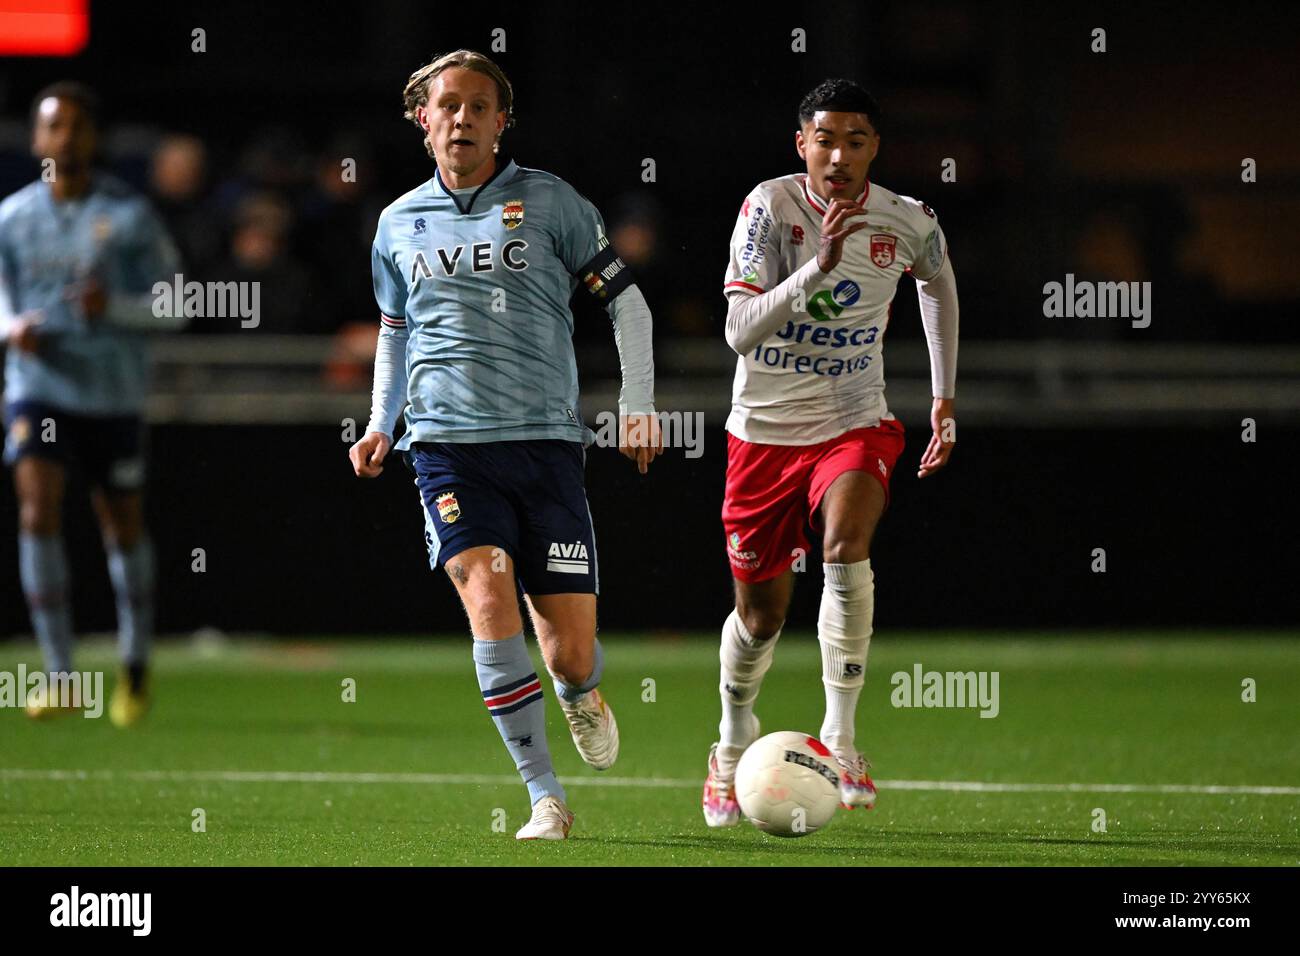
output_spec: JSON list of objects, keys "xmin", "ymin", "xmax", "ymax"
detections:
[{"xmin": 722, "ymin": 419, "xmax": 906, "ymax": 583}]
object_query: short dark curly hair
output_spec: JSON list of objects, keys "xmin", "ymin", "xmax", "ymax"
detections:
[
  {"xmin": 30, "ymin": 80, "xmax": 101, "ymax": 129},
  {"xmin": 798, "ymin": 79, "xmax": 881, "ymax": 131}
]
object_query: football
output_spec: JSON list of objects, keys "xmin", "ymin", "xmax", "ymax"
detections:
[{"xmin": 734, "ymin": 731, "xmax": 841, "ymax": 837}]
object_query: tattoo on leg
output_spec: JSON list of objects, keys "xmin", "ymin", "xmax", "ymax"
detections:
[{"xmin": 447, "ymin": 561, "xmax": 468, "ymax": 586}]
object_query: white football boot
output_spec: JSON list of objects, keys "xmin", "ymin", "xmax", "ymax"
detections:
[
  {"xmin": 558, "ymin": 688, "xmax": 619, "ymax": 770},
  {"xmin": 515, "ymin": 795, "xmax": 575, "ymax": 840}
]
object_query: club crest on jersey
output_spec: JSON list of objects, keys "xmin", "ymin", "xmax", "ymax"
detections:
[
  {"xmin": 870, "ymin": 234, "xmax": 897, "ymax": 268},
  {"xmin": 435, "ymin": 491, "xmax": 461, "ymax": 524},
  {"xmin": 502, "ymin": 200, "xmax": 524, "ymax": 229}
]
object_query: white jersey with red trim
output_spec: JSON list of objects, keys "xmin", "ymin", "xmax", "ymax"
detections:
[{"xmin": 722, "ymin": 173, "xmax": 947, "ymax": 445}]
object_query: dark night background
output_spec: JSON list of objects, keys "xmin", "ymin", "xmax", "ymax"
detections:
[{"xmin": 0, "ymin": 1, "xmax": 1296, "ymax": 638}]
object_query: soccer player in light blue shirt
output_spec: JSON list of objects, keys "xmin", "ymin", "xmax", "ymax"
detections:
[
  {"xmin": 348, "ymin": 51, "xmax": 659, "ymax": 840},
  {"xmin": 1, "ymin": 83, "xmax": 183, "ymax": 724}
]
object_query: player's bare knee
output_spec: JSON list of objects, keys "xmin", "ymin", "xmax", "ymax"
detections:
[
  {"xmin": 114, "ymin": 527, "xmax": 143, "ymax": 550},
  {"xmin": 823, "ymin": 537, "xmax": 870, "ymax": 565},
  {"xmin": 461, "ymin": 589, "xmax": 515, "ymax": 626},
  {"xmin": 99, "ymin": 518, "xmax": 142, "ymax": 550},
  {"xmin": 18, "ymin": 499, "xmax": 60, "ymax": 536},
  {"xmin": 92, "ymin": 493, "xmax": 143, "ymax": 550},
  {"xmin": 550, "ymin": 645, "xmax": 594, "ymax": 686},
  {"xmin": 737, "ymin": 606, "xmax": 784, "ymax": 642}
]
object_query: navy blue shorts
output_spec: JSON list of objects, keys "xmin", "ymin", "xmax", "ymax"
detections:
[
  {"xmin": 3, "ymin": 400, "xmax": 145, "ymax": 492},
  {"xmin": 407, "ymin": 439, "xmax": 599, "ymax": 596}
]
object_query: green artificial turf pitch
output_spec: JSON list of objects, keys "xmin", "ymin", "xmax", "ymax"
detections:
[{"xmin": 1, "ymin": 633, "xmax": 1297, "ymax": 866}]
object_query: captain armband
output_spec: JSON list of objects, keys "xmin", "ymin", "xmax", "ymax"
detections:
[{"xmin": 577, "ymin": 241, "xmax": 635, "ymax": 303}]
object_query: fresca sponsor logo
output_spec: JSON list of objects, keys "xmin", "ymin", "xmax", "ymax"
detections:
[
  {"xmin": 775, "ymin": 320, "xmax": 878, "ymax": 348},
  {"xmin": 726, "ymin": 532, "xmax": 758, "ymax": 568}
]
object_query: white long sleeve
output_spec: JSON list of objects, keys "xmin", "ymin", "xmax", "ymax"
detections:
[
  {"xmin": 915, "ymin": 255, "xmax": 959, "ymax": 399},
  {"xmin": 365, "ymin": 320, "xmax": 409, "ymax": 437},
  {"xmin": 724, "ymin": 257, "xmax": 833, "ymax": 355},
  {"xmin": 0, "ymin": 271, "xmax": 14, "ymax": 335},
  {"xmin": 607, "ymin": 283, "xmax": 655, "ymax": 415}
]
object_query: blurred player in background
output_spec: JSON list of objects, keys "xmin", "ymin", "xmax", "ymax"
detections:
[
  {"xmin": 1, "ymin": 82, "xmax": 183, "ymax": 725},
  {"xmin": 704, "ymin": 79, "xmax": 960, "ymax": 825},
  {"xmin": 349, "ymin": 51, "xmax": 660, "ymax": 840}
]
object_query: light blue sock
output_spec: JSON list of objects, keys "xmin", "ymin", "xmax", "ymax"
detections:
[
  {"xmin": 552, "ymin": 638, "xmax": 604, "ymax": 703},
  {"xmin": 18, "ymin": 532, "xmax": 73, "ymax": 674},
  {"xmin": 473, "ymin": 632, "xmax": 565, "ymax": 806},
  {"xmin": 107, "ymin": 538, "xmax": 154, "ymax": 667}
]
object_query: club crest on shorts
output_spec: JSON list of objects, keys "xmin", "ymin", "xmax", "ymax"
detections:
[
  {"xmin": 870, "ymin": 233, "xmax": 897, "ymax": 268},
  {"xmin": 435, "ymin": 491, "xmax": 461, "ymax": 524},
  {"xmin": 502, "ymin": 200, "xmax": 524, "ymax": 229}
]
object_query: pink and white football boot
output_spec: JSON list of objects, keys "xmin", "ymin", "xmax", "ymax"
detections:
[{"xmin": 833, "ymin": 750, "xmax": 878, "ymax": 810}]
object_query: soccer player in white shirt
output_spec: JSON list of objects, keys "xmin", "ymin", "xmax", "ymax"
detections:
[{"xmin": 703, "ymin": 79, "xmax": 959, "ymax": 825}]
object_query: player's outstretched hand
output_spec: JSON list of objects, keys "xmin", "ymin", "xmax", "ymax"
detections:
[
  {"xmin": 817, "ymin": 198, "xmax": 869, "ymax": 274},
  {"xmin": 6, "ymin": 312, "xmax": 43, "ymax": 353},
  {"xmin": 918, "ymin": 397, "xmax": 956, "ymax": 479},
  {"xmin": 82, "ymin": 277, "xmax": 108, "ymax": 321},
  {"xmin": 619, "ymin": 413, "xmax": 663, "ymax": 475},
  {"xmin": 350, "ymin": 431, "xmax": 392, "ymax": 478},
  {"xmin": 65, "ymin": 276, "xmax": 107, "ymax": 321}
]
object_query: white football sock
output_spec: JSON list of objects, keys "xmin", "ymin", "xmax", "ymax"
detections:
[
  {"xmin": 818, "ymin": 559, "xmax": 874, "ymax": 756},
  {"xmin": 717, "ymin": 608, "xmax": 779, "ymax": 776}
]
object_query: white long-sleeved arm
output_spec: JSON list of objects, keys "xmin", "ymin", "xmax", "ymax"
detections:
[
  {"xmin": 915, "ymin": 255, "xmax": 959, "ymax": 399},
  {"xmin": 365, "ymin": 320, "xmax": 410, "ymax": 437},
  {"xmin": 607, "ymin": 284, "xmax": 655, "ymax": 415},
  {"xmin": 0, "ymin": 267, "xmax": 15, "ymax": 336},
  {"xmin": 724, "ymin": 257, "xmax": 833, "ymax": 355}
]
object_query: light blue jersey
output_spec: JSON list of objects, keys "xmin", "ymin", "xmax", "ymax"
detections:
[
  {"xmin": 0, "ymin": 174, "xmax": 181, "ymax": 415},
  {"xmin": 372, "ymin": 157, "xmax": 629, "ymax": 448}
]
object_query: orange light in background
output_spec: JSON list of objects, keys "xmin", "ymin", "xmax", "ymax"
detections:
[{"xmin": 0, "ymin": 0, "xmax": 89, "ymax": 56}]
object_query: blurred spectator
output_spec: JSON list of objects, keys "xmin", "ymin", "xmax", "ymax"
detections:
[
  {"xmin": 607, "ymin": 193, "xmax": 714, "ymax": 340},
  {"xmin": 212, "ymin": 127, "xmax": 312, "ymax": 219},
  {"xmin": 150, "ymin": 134, "xmax": 221, "ymax": 277},
  {"xmin": 300, "ymin": 137, "xmax": 386, "ymax": 329},
  {"xmin": 206, "ymin": 192, "xmax": 316, "ymax": 333}
]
